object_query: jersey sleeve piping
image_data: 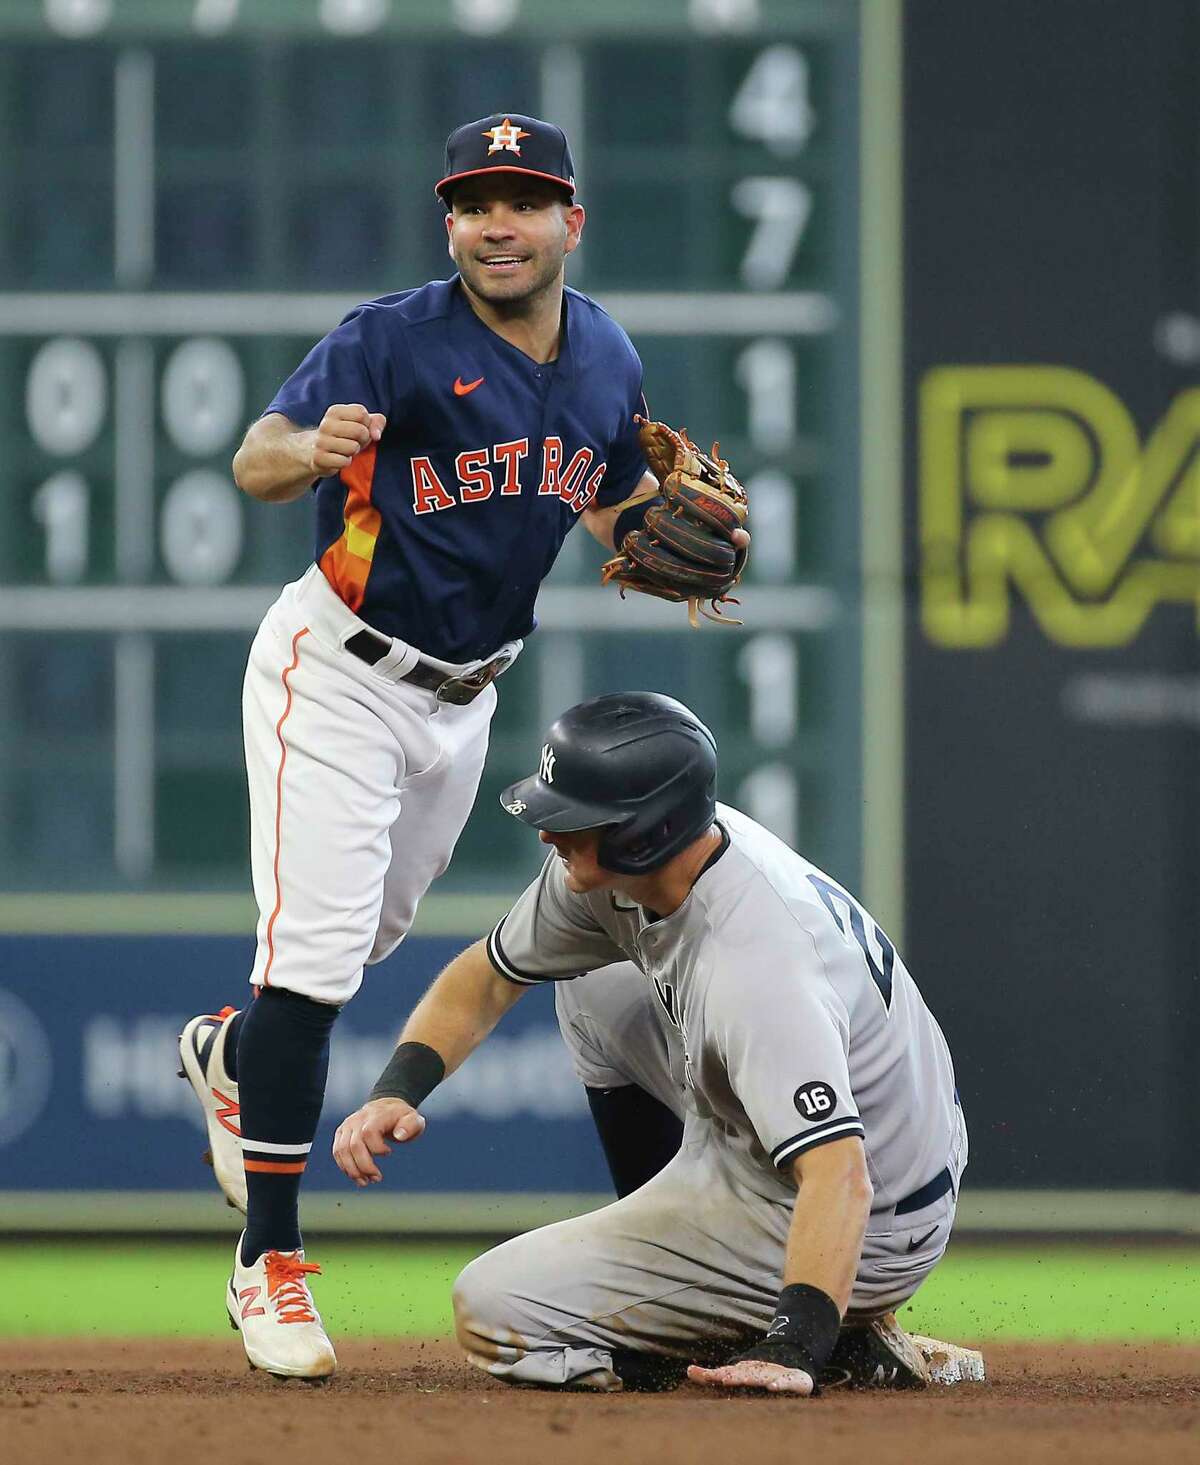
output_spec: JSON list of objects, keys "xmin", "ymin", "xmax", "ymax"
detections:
[
  {"xmin": 485, "ymin": 916, "xmax": 579, "ymax": 987},
  {"xmin": 770, "ymin": 1114, "xmax": 866, "ymax": 1169}
]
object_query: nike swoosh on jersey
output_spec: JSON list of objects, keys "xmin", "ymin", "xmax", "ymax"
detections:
[
  {"xmin": 453, "ymin": 376, "xmax": 485, "ymax": 396},
  {"xmin": 907, "ymin": 1224, "xmax": 940, "ymax": 1252}
]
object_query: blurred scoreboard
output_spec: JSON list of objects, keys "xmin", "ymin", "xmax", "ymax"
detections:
[{"xmin": 0, "ymin": 0, "xmax": 864, "ymax": 896}]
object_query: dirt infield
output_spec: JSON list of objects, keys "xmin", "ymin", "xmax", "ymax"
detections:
[{"xmin": 3, "ymin": 1339, "xmax": 1197, "ymax": 1465}]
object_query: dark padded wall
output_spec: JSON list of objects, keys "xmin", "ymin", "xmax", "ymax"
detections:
[{"xmin": 903, "ymin": 0, "xmax": 1199, "ymax": 1189}]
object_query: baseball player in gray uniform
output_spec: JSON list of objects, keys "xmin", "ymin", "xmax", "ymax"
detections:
[{"xmin": 333, "ymin": 692, "xmax": 982, "ymax": 1395}]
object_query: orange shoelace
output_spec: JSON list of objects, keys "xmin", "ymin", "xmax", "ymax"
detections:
[{"xmin": 265, "ymin": 1252, "xmax": 323, "ymax": 1325}]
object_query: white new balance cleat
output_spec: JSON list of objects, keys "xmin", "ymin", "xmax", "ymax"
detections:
[
  {"xmin": 227, "ymin": 1234, "xmax": 337, "ymax": 1380},
  {"xmin": 178, "ymin": 1005, "xmax": 247, "ymax": 1213}
]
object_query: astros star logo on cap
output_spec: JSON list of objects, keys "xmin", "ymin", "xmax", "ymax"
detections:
[{"xmin": 483, "ymin": 118, "xmax": 531, "ymax": 156}]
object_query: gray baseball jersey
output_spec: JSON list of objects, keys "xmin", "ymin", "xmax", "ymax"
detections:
[{"xmin": 486, "ymin": 803, "xmax": 959, "ymax": 1215}]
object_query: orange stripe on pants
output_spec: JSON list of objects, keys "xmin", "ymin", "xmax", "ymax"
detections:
[{"xmin": 262, "ymin": 627, "xmax": 310, "ymax": 987}]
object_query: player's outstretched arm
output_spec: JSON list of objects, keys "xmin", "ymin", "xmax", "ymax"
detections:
[
  {"xmin": 687, "ymin": 1137, "xmax": 872, "ymax": 1396},
  {"xmin": 332, "ymin": 938, "xmax": 526, "ymax": 1187},
  {"xmin": 232, "ymin": 405, "xmax": 386, "ymax": 503}
]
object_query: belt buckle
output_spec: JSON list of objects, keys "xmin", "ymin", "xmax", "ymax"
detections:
[{"xmin": 434, "ymin": 648, "xmax": 514, "ymax": 706}]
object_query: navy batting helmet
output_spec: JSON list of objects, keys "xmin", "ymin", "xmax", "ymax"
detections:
[{"xmin": 499, "ymin": 691, "xmax": 717, "ymax": 875}]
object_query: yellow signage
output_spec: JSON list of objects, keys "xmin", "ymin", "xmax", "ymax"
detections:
[{"xmin": 919, "ymin": 366, "xmax": 1200, "ymax": 647}]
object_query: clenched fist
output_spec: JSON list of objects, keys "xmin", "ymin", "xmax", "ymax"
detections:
[{"xmin": 308, "ymin": 403, "xmax": 387, "ymax": 477}]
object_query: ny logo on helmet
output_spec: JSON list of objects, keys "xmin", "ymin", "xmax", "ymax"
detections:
[{"xmin": 539, "ymin": 744, "xmax": 556, "ymax": 783}]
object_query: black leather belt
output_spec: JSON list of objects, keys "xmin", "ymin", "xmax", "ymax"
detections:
[
  {"xmin": 344, "ymin": 629, "xmax": 510, "ymax": 705},
  {"xmin": 894, "ymin": 1166, "xmax": 954, "ymax": 1215}
]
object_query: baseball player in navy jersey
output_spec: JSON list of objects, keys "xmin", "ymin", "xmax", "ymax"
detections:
[
  {"xmin": 175, "ymin": 115, "xmax": 740, "ymax": 1380},
  {"xmin": 332, "ymin": 692, "xmax": 984, "ymax": 1395}
]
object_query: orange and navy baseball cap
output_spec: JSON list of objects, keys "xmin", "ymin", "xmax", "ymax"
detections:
[{"xmin": 435, "ymin": 113, "xmax": 576, "ymax": 205}]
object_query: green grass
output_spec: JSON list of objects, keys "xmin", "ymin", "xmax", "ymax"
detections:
[
  {"xmin": 0, "ymin": 1241, "xmax": 477, "ymax": 1339},
  {"xmin": 901, "ymin": 1245, "xmax": 1198, "ymax": 1342},
  {"xmin": 0, "ymin": 1240, "xmax": 1195, "ymax": 1341}
]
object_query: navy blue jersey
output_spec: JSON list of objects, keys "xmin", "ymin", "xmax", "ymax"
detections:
[{"xmin": 264, "ymin": 277, "xmax": 648, "ymax": 663}]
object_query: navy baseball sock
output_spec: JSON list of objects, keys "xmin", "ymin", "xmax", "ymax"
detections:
[
  {"xmin": 236, "ymin": 986, "xmax": 339, "ymax": 1265},
  {"xmin": 221, "ymin": 1007, "xmax": 246, "ymax": 1080}
]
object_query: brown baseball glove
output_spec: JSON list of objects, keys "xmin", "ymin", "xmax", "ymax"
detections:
[{"xmin": 601, "ymin": 418, "xmax": 749, "ymax": 626}]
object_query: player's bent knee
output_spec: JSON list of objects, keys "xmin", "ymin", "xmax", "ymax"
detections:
[
  {"xmin": 451, "ymin": 1256, "xmax": 529, "ymax": 1368},
  {"xmin": 452, "ymin": 1261, "xmax": 623, "ymax": 1392}
]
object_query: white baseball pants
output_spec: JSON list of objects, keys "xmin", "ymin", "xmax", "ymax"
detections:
[
  {"xmin": 453, "ymin": 961, "xmax": 967, "ymax": 1389},
  {"xmin": 242, "ymin": 565, "xmax": 499, "ymax": 1006}
]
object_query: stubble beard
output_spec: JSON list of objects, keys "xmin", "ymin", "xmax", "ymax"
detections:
[{"xmin": 457, "ymin": 247, "xmax": 565, "ymax": 317}]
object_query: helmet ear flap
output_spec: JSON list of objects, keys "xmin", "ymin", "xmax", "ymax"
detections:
[
  {"xmin": 597, "ymin": 771, "xmax": 716, "ymax": 875},
  {"xmin": 597, "ymin": 815, "xmax": 670, "ymax": 875}
]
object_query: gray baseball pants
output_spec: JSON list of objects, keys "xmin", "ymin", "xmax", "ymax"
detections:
[{"xmin": 452, "ymin": 962, "xmax": 967, "ymax": 1390}]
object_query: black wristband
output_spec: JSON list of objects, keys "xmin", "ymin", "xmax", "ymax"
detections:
[
  {"xmin": 735, "ymin": 1284, "xmax": 842, "ymax": 1383},
  {"xmin": 611, "ymin": 495, "xmax": 662, "ymax": 549},
  {"xmin": 367, "ymin": 1041, "xmax": 445, "ymax": 1107}
]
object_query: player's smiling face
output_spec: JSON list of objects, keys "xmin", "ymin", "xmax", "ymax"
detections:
[
  {"xmin": 446, "ymin": 174, "xmax": 584, "ymax": 307},
  {"xmin": 538, "ymin": 827, "xmax": 611, "ymax": 893}
]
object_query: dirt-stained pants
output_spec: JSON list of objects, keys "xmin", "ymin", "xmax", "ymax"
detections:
[{"xmin": 453, "ymin": 962, "xmax": 967, "ymax": 1390}]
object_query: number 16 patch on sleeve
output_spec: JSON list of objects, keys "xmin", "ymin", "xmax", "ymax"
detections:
[
  {"xmin": 766, "ymin": 1079, "xmax": 867, "ymax": 1170},
  {"xmin": 793, "ymin": 1080, "xmax": 839, "ymax": 1119}
]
